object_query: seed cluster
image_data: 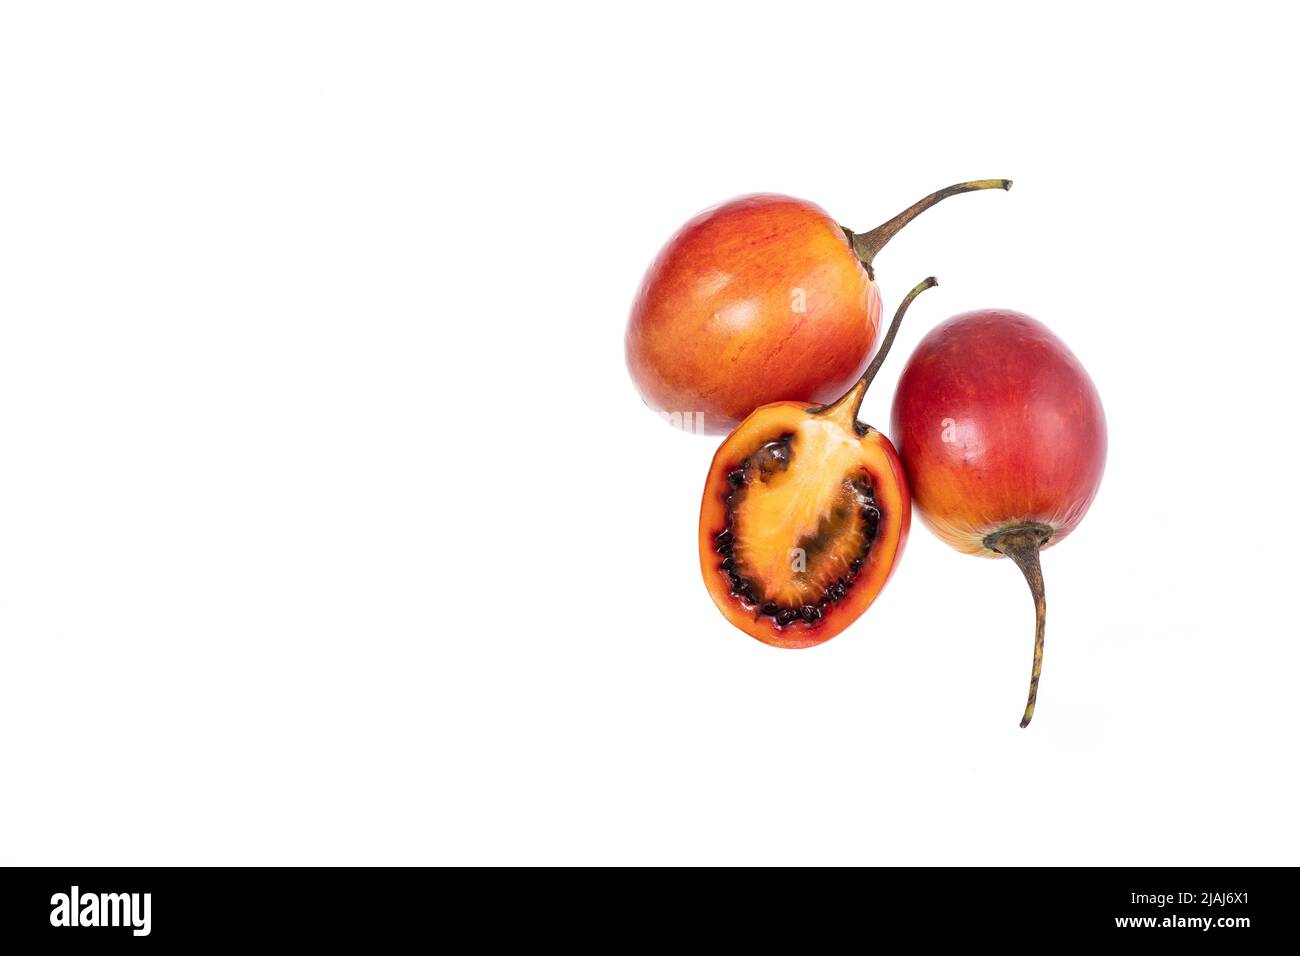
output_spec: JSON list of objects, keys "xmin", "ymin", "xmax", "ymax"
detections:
[{"xmin": 716, "ymin": 444, "xmax": 881, "ymax": 629}]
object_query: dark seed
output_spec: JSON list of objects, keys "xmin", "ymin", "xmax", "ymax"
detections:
[
  {"xmin": 720, "ymin": 557, "xmax": 734, "ymax": 571},
  {"xmin": 800, "ymin": 604, "xmax": 821, "ymax": 623},
  {"xmin": 850, "ymin": 558, "xmax": 863, "ymax": 573},
  {"xmin": 726, "ymin": 470, "xmax": 745, "ymax": 488},
  {"xmin": 776, "ymin": 609, "xmax": 797, "ymax": 626},
  {"xmin": 714, "ymin": 529, "xmax": 732, "ymax": 545},
  {"xmin": 761, "ymin": 602, "xmax": 779, "ymax": 617},
  {"xmin": 862, "ymin": 509, "xmax": 879, "ymax": 538}
]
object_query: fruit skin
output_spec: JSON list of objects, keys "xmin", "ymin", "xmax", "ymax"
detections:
[
  {"xmin": 889, "ymin": 309, "xmax": 1106, "ymax": 556},
  {"xmin": 627, "ymin": 195, "xmax": 880, "ymax": 435},
  {"xmin": 698, "ymin": 400, "xmax": 911, "ymax": 649}
]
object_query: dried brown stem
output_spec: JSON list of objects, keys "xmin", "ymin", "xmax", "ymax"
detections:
[
  {"xmin": 848, "ymin": 179, "xmax": 1012, "ymax": 278},
  {"xmin": 985, "ymin": 524, "xmax": 1052, "ymax": 728}
]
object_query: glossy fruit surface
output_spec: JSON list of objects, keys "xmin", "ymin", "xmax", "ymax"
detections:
[
  {"xmin": 890, "ymin": 310, "xmax": 1106, "ymax": 556},
  {"xmin": 890, "ymin": 309, "xmax": 1106, "ymax": 725},
  {"xmin": 629, "ymin": 195, "xmax": 876, "ymax": 434},
  {"xmin": 699, "ymin": 279, "xmax": 935, "ymax": 648},
  {"xmin": 628, "ymin": 182, "xmax": 1010, "ymax": 434}
]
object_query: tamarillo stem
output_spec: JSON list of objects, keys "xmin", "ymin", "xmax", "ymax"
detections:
[
  {"xmin": 848, "ymin": 179, "xmax": 1012, "ymax": 278},
  {"xmin": 985, "ymin": 525, "xmax": 1052, "ymax": 728},
  {"xmin": 812, "ymin": 277, "xmax": 937, "ymax": 425}
]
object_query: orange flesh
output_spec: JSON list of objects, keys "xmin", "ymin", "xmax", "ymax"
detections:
[
  {"xmin": 699, "ymin": 400, "xmax": 911, "ymax": 648},
  {"xmin": 728, "ymin": 423, "xmax": 876, "ymax": 608}
]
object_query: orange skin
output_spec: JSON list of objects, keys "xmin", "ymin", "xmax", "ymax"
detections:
[
  {"xmin": 698, "ymin": 397, "xmax": 910, "ymax": 648},
  {"xmin": 890, "ymin": 310, "xmax": 1107, "ymax": 556},
  {"xmin": 627, "ymin": 195, "xmax": 880, "ymax": 435}
]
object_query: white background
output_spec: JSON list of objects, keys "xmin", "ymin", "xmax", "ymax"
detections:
[{"xmin": 1, "ymin": 2, "xmax": 1296, "ymax": 865}]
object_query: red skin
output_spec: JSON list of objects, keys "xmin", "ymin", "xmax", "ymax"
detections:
[
  {"xmin": 626, "ymin": 195, "xmax": 880, "ymax": 435},
  {"xmin": 889, "ymin": 310, "xmax": 1106, "ymax": 556}
]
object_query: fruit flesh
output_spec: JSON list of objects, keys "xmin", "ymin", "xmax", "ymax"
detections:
[
  {"xmin": 890, "ymin": 309, "xmax": 1106, "ymax": 555},
  {"xmin": 627, "ymin": 195, "xmax": 879, "ymax": 434},
  {"xmin": 699, "ymin": 400, "xmax": 910, "ymax": 649},
  {"xmin": 726, "ymin": 426, "xmax": 877, "ymax": 609}
]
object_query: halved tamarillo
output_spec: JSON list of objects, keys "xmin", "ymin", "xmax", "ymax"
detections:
[
  {"xmin": 627, "ymin": 181, "xmax": 1010, "ymax": 434},
  {"xmin": 698, "ymin": 278, "xmax": 936, "ymax": 648},
  {"xmin": 890, "ymin": 309, "xmax": 1107, "ymax": 726}
]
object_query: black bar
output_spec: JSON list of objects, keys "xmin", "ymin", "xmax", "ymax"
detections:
[{"xmin": 0, "ymin": 866, "xmax": 1289, "ymax": 945}]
